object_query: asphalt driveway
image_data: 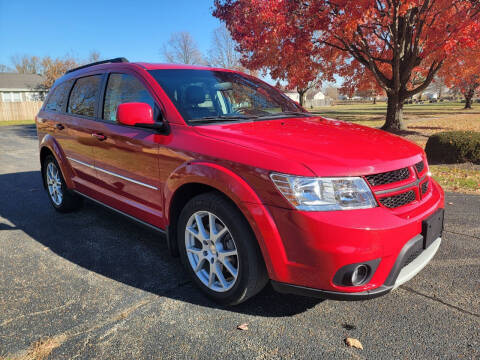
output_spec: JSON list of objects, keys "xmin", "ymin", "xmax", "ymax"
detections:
[{"xmin": 0, "ymin": 125, "xmax": 479, "ymax": 359}]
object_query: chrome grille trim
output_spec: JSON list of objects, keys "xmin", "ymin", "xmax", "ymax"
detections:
[{"xmin": 374, "ymin": 175, "xmax": 426, "ymax": 195}]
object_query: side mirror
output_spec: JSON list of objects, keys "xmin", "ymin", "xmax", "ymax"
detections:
[{"xmin": 116, "ymin": 102, "xmax": 166, "ymax": 131}]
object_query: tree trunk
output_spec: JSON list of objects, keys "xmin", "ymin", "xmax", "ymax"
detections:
[
  {"xmin": 382, "ymin": 94, "xmax": 406, "ymax": 131},
  {"xmin": 373, "ymin": 97, "xmax": 376, "ymax": 105},
  {"xmin": 464, "ymin": 89, "xmax": 474, "ymax": 109},
  {"xmin": 298, "ymin": 90, "xmax": 306, "ymax": 107}
]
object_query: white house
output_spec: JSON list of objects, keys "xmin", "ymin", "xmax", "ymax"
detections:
[
  {"xmin": 0, "ymin": 73, "xmax": 47, "ymax": 102},
  {"xmin": 284, "ymin": 89, "xmax": 329, "ymax": 107},
  {"xmin": 284, "ymin": 91, "xmax": 300, "ymax": 103},
  {"xmin": 305, "ymin": 90, "xmax": 328, "ymax": 107}
]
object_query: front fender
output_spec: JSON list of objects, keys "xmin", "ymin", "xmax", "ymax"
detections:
[
  {"xmin": 164, "ymin": 161, "xmax": 289, "ymax": 281},
  {"xmin": 39, "ymin": 134, "xmax": 75, "ymax": 189}
]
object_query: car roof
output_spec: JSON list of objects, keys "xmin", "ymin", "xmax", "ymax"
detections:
[
  {"xmin": 134, "ymin": 63, "xmax": 225, "ymax": 71},
  {"xmin": 55, "ymin": 61, "xmax": 244, "ymax": 88},
  {"xmin": 68, "ymin": 62, "xmax": 238, "ymax": 76}
]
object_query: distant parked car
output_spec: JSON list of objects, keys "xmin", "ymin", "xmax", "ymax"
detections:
[{"xmin": 36, "ymin": 58, "xmax": 445, "ymax": 305}]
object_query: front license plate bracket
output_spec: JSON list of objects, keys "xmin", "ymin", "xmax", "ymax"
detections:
[{"xmin": 422, "ymin": 208, "xmax": 444, "ymax": 249}]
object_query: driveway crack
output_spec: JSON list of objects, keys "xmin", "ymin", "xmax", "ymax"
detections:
[
  {"xmin": 444, "ymin": 229, "xmax": 480, "ymax": 240},
  {"xmin": 400, "ymin": 285, "xmax": 480, "ymax": 318},
  {"xmin": 1, "ymin": 300, "xmax": 75, "ymax": 327}
]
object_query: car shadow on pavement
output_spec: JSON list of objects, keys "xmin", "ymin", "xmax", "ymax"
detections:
[
  {"xmin": 0, "ymin": 170, "xmax": 323, "ymax": 317},
  {"xmin": 3, "ymin": 124, "xmax": 38, "ymax": 139}
]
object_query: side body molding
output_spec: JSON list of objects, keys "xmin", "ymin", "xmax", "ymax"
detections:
[{"xmin": 164, "ymin": 161, "xmax": 289, "ymax": 281}]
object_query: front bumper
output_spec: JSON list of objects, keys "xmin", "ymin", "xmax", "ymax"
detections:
[
  {"xmin": 272, "ymin": 236, "xmax": 442, "ymax": 300},
  {"xmin": 251, "ymin": 178, "xmax": 444, "ymax": 297}
]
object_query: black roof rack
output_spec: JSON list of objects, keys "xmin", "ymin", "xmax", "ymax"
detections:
[{"xmin": 65, "ymin": 57, "xmax": 129, "ymax": 74}]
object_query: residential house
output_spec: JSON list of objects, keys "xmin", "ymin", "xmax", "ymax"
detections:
[
  {"xmin": 0, "ymin": 73, "xmax": 47, "ymax": 102},
  {"xmin": 284, "ymin": 89, "xmax": 331, "ymax": 108}
]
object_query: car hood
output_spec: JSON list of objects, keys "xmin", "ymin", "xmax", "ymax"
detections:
[{"xmin": 193, "ymin": 116, "xmax": 424, "ymax": 177}]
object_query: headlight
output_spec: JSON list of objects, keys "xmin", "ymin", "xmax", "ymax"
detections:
[{"xmin": 270, "ymin": 173, "xmax": 377, "ymax": 211}]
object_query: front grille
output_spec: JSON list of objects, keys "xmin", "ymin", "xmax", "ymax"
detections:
[
  {"xmin": 365, "ymin": 168, "xmax": 410, "ymax": 187},
  {"xmin": 421, "ymin": 180, "xmax": 429, "ymax": 195},
  {"xmin": 378, "ymin": 190, "xmax": 416, "ymax": 208},
  {"xmin": 415, "ymin": 161, "xmax": 425, "ymax": 174}
]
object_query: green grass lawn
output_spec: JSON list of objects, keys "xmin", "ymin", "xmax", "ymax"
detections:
[
  {"xmin": 0, "ymin": 120, "xmax": 35, "ymax": 126},
  {"xmin": 313, "ymin": 102, "xmax": 480, "ymax": 116},
  {"xmin": 430, "ymin": 165, "xmax": 480, "ymax": 194},
  {"xmin": 311, "ymin": 101, "xmax": 480, "ymax": 127}
]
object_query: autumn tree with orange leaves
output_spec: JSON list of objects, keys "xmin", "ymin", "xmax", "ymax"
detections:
[
  {"xmin": 11, "ymin": 51, "xmax": 102, "ymax": 89},
  {"xmin": 214, "ymin": 0, "xmax": 480, "ymax": 131},
  {"xmin": 440, "ymin": 44, "xmax": 480, "ymax": 109},
  {"xmin": 339, "ymin": 64, "xmax": 385, "ymax": 103}
]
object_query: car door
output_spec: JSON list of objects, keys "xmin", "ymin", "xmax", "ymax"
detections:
[
  {"xmin": 58, "ymin": 74, "xmax": 104, "ymax": 192},
  {"xmin": 91, "ymin": 71, "xmax": 163, "ymax": 227}
]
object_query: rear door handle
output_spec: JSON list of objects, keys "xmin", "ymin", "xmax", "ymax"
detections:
[
  {"xmin": 91, "ymin": 133, "xmax": 107, "ymax": 141},
  {"xmin": 55, "ymin": 123, "xmax": 65, "ymax": 130}
]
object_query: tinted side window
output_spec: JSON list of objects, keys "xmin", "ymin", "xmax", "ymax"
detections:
[
  {"xmin": 103, "ymin": 73, "xmax": 155, "ymax": 122},
  {"xmin": 67, "ymin": 75, "xmax": 102, "ymax": 118},
  {"xmin": 44, "ymin": 80, "xmax": 72, "ymax": 112}
]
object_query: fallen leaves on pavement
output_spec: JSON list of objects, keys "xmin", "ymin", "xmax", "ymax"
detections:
[
  {"xmin": 237, "ymin": 323, "xmax": 249, "ymax": 331},
  {"xmin": 345, "ymin": 337, "xmax": 363, "ymax": 350}
]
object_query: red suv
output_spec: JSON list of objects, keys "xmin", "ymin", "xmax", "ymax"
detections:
[{"xmin": 36, "ymin": 58, "xmax": 444, "ymax": 305}]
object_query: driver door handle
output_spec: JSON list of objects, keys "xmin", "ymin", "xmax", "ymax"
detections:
[{"xmin": 91, "ymin": 132, "xmax": 107, "ymax": 141}]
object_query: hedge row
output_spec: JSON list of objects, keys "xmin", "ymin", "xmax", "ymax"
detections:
[{"xmin": 425, "ymin": 131, "xmax": 480, "ymax": 164}]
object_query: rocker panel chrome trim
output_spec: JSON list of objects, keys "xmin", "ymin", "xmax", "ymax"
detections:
[{"xmin": 67, "ymin": 157, "xmax": 158, "ymax": 190}]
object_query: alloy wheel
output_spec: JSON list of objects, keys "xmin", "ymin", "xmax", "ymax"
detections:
[
  {"xmin": 184, "ymin": 211, "xmax": 239, "ymax": 292},
  {"xmin": 46, "ymin": 162, "xmax": 63, "ymax": 206}
]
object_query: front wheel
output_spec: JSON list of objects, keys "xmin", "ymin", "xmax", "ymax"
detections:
[
  {"xmin": 42, "ymin": 155, "xmax": 82, "ymax": 212},
  {"xmin": 177, "ymin": 192, "xmax": 268, "ymax": 305}
]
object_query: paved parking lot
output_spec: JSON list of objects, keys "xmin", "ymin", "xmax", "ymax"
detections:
[{"xmin": 1, "ymin": 125, "xmax": 479, "ymax": 359}]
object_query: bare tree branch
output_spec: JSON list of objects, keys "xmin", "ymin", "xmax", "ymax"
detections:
[{"xmin": 162, "ymin": 32, "xmax": 205, "ymax": 65}]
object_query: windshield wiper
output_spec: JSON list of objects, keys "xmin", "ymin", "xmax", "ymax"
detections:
[
  {"xmin": 281, "ymin": 111, "xmax": 312, "ymax": 117},
  {"xmin": 189, "ymin": 115, "xmax": 258, "ymax": 124},
  {"xmin": 256, "ymin": 111, "xmax": 312, "ymax": 119}
]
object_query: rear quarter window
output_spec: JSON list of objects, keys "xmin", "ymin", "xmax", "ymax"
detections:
[
  {"xmin": 67, "ymin": 75, "xmax": 103, "ymax": 118},
  {"xmin": 44, "ymin": 80, "xmax": 73, "ymax": 112}
]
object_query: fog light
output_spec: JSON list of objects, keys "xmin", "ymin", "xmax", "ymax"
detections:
[
  {"xmin": 351, "ymin": 265, "xmax": 369, "ymax": 286},
  {"xmin": 333, "ymin": 259, "xmax": 380, "ymax": 287}
]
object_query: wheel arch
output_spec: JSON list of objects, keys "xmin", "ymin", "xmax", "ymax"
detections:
[
  {"xmin": 164, "ymin": 161, "xmax": 287, "ymax": 280},
  {"xmin": 39, "ymin": 134, "xmax": 74, "ymax": 189}
]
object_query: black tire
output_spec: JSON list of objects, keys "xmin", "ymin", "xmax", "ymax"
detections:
[
  {"xmin": 177, "ymin": 192, "xmax": 268, "ymax": 305},
  {"xmin": 42, "ymin": 155, "xmax": 82, "ymax": 213}
]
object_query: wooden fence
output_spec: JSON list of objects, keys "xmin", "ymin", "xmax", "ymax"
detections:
[{"xmin": 0, "ymin": 101, "xmax": 43, "ymax": 122}]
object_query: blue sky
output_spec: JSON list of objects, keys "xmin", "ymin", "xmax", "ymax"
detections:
[{"xmin": 0, "ymin": 0, "xmax": 222, "ymax": 66}]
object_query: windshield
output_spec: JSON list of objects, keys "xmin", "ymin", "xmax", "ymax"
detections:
[{"xmin": 148, "ymin": 69, "xmax": 307, "ymax": 124}]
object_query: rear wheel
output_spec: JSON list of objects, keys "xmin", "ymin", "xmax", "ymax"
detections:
[
  {"xmin": 177, "ymin": 192, "xmax": 268, "ymax": 305},
  {"xmin": 42, "ymin": 155, "xmax": 82, "ymax": 212}
]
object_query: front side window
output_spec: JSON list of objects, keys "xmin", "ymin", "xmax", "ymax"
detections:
[
  {"xmin": 44, "ymin": 80, "xmax": 72, "ymax": 112},
  {"xmin": 103, "ymin": 73, "xmax": 156, "ymax": 122},
  {"xmin": 67, "ymin": 75, "xmax": 102, "ymax": 118},
  {"xmin": 148, "ymin": 69, "xmax": 305, "ymax": 124}
]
